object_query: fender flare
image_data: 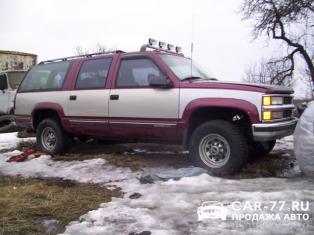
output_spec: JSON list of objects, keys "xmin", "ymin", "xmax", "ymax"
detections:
[
  {"xmin": 31, "ymin": 102, "xmax": 67, "ymax": 129},
  {"xmin": 181, "ymin": 98, "xmax": 260, "ymax": 126}
]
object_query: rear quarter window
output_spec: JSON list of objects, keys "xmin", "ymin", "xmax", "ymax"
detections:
[{"xmin": 19, "ymin": 61, "xmax": 70, "ymax": 92}]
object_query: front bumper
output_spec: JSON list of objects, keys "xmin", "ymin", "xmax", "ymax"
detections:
[{"xmin": 252, "ymin": 118, "xmax": 298, "ymax": 141}]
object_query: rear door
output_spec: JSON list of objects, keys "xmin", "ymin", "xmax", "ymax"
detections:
[
  {"xmin": 67, "ymin": 57, "xmax": 113, "ymax": 134},
  {"xmin": 108, "ymin": 55, "xmax": 180, "ymax": 140}
]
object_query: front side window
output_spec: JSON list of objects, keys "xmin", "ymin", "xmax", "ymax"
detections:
[
  {"xmin": 76, "ymin": 58, "xmax": 112, "ymax": 89},
  {"xmin": 116, "ymin": 58, "xmax": 166, "ymax": 88},
  {"xmin": 19, "ymin": 62, "xmax": 70, "ymax": 92},
  {"xmin": 160, "ymin": 54, "xmax": 213, "ymax": 81}
]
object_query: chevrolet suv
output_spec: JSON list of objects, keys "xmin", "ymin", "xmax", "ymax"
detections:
[{"xmin": 14, "ymin": 40, "xmax": 297, "ymax": 175}]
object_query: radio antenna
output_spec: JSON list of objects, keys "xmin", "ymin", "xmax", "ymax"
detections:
[{"xmin": 190, "ymin": 14, "xmax": 195, "ymax": 77}]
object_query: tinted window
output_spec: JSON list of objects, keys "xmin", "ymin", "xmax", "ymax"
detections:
[
  {"xmin": 76, "ymin": 58, "xmax": 112, "ymax": 89},
  {"xmin": 8, "ymin": 72, "xmax": 25, "ymax": 89},
  {"xmin": 116, "ymin": 58, "xmax": 165, "ymax": 87},
  {"xmin": 0, "ymin": 74, "xmax": 8, "ymax": 90},
  {"xmin": 19, "ymin": 62, "xmax": 70, "ymax": 92}
]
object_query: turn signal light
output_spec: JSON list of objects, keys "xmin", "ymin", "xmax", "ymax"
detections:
[
  {"xmin": 263, "ymin": 111, "xmax": 272, "ymax": 120},
  {"xmin": 263, "ymin": 96, "xmax": 271, "ymax": 106}
]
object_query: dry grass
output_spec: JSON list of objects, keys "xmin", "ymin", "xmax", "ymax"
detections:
[
  {"xmin": 233, "ymin": 149, "xmax": 296, "ymax": 179},
  {"xmin": 0, "ymin": 176, "xmax": 122, "ymax": 235},
  {"xmin": 17, "ymin": 130, "xmax": 36, "ymax": 139},
  {"xmin": 16, "ymin": 141, "xmax": 37, "ymax": 152},
  {"xmin": 52, "ymin": 141, "xmax": 189, "ymax": 170}
]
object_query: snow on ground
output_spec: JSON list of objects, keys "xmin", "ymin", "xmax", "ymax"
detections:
[
  {"xmin": 1, "ymin": 133, "xmax": 314, "ymax": 235},
  {"xmin": 0, "ymin": 132, "xmax": 35, "ymax": 150}
]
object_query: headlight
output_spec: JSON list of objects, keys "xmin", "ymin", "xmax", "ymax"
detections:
[
  {"xmin": 271, "ymin": 97, "xmax": 284, "ymax": 105},
  {"xmin": 263, "ymin": 96, "xmax": 284, "ymax": 106}
]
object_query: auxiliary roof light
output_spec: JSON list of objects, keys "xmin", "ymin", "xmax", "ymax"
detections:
[
  {"xmin": 158, "ymin": 41, "xmax": 167, "ymax": 49},
  {"xmin": 167, "ymin": 44, "xmax": 175, "ymax": 51},
  {"xmin": 149, "ymin": 38, "xmax": 157, "ymax": 46},
  {"xmin": 175, "ymin": 46, "xmax": 182, "ymax": 53}
]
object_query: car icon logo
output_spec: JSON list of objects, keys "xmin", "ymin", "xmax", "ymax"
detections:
[{"xmin": 197, "ymin": 201, "xmax": 227, "ymax": 221}]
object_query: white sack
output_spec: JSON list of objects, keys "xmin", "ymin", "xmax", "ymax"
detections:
[{"xmin": 294, "ymin": 101, "xmax": 314, "ymax": 176}]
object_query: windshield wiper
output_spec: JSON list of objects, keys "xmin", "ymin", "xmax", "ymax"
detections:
[{"xmin": 181, "ymin": 76, "xmax": 203, "ymax": 81}]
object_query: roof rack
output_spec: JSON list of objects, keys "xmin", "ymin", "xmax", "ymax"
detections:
[
  {"xmin": 140, "ymin": 38, "xmax": 183, "ymax": 56},
  {"xmin": 39, "ymin": 50, "xmax": 125, "ymax": 64}
]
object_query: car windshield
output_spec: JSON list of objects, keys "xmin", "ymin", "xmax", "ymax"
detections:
[
  {"xmin": 7, "ymin": 72, "xmax": 25, "ymax": 89},
  {"xmin": 160, "ymin": 54, "xmax": 215, "ymax": 81}
]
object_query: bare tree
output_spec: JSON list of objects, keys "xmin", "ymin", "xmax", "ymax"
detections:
[
  {"xmin": 241, "ymin": 0, "xmax": 314, "ymax": 84},
  {"xmin": 74, "ymin": 43, "xmax": 113, "ymax": 56},
  {"xmin": 243, "ymin": 57, "xmax": 293, "ymax": 86}
]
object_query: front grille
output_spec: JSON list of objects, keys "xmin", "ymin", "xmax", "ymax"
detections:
[
  {"xmin": 283, "ymin": 96, "xmax": 292, "ymax": 104},
  {"xmin": 283, "ymin": 109, "xmax": 292, "ymax": 118}
]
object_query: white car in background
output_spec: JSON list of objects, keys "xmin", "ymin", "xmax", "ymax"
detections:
[{"xmin": 0, "ymin": 70, "xmax": 26, "ymax": 132}]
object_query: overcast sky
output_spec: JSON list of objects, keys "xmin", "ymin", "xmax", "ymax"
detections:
[{"xmin": 0, "ymin": 0, "xmax": 285, "ymax": 83}]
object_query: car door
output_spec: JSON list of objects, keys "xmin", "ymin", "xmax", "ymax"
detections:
[
  {"xmin": 109, "ymin": 56, "xmax": 180, "ymax": 140},
  {"xmin": 67, "ymin": 57, "xmax": 113, "ymax": 134},
  {"xmin": 0, "ymin": 73, "xmax": 10, "ymax": 114}
]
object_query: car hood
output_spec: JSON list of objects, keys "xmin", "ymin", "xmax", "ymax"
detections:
[{"xmin": 181, "ymin": 80, "xmax": 294, "ymax": 94}]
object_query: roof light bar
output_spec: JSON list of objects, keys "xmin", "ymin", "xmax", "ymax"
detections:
[{"xmin": 140, "ymin": 39, "xmax": 183, "ymax": 55}]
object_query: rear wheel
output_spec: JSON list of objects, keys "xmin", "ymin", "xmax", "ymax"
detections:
[
  {"xmin": 189, "ymin": 120, "xmax": 248, "ymax": 175},
  {"xmin": 36, "ymin": 118, "xmax": 69, "ymax": 154}
]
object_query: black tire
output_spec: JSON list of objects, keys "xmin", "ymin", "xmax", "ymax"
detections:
[
  {"xmin": 249, "ymin": 140, "xmax": 276, "ymax": 157},
  {"xmin": 36, "ymin": 118, "xmax": 69, "ymax": 155},
  {"xmin": 189, "ymin": 120, "xmax": 248, "ymax": 175}
]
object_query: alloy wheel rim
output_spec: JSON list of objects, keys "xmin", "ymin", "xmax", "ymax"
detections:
[
  {"xmin": 41, "ymin": 127, "xmax": 57, "ymax": 151},
  {"xmin": 198, "ymin": 134, "xmax": 230, "ymax": 168}
]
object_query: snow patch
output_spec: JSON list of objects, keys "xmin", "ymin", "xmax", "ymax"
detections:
[{"xmin": 0, "ymin": 132, "xmax": 35, "ymax": 150}]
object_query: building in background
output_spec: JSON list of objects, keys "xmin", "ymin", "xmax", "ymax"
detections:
[{"xmin": 0, "ymin": 50, "xmax": 37, "ymax": 72}]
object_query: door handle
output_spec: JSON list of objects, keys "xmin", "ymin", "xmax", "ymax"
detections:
[
  {"xmin": 69, "ymin": 95, "xmax": 77, "ymax": 101},
  {"xmin": 110, "ymin": 94, "xmax": 119, "ymax": 100}
]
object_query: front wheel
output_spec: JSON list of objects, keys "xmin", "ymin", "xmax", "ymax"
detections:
[
  {"xmin": 36, "ymin": 118, "xmax": 69, "ymax": 155},
  {"xmin": 189, "ymin": 120, "xmax": 248, "ymax": 175}
]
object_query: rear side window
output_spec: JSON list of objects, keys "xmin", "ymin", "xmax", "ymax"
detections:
[
  {"xmin": 76, "ymin": 58, "xmax": 112, "ymax": 89},
  {"xmin": 19, "ymin": 62, "xmax": 70, "ymax": 92}
]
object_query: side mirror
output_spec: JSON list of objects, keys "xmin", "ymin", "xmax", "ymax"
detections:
[{"xmin": 148, "ymin": 75, "xmax": 173, "ymax": 89}]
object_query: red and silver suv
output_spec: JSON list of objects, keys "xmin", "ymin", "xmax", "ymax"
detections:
[{"xmin": 14, "ymin": 39, "xmax": 297, "ymax": 175}]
